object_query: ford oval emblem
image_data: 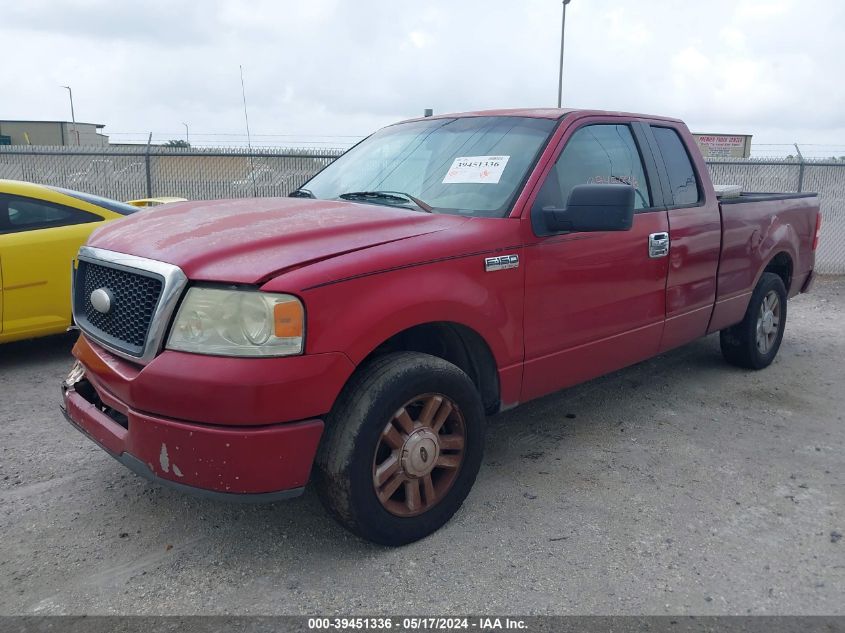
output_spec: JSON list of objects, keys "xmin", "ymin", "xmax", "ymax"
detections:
[{"xmin": 90, "ymin": 288, "xmax": 113, "ymax": 314}]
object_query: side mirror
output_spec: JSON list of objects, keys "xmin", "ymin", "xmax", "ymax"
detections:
[{"xmin": 543, "ymin": 184, "xmax": 635, "ymax": 233}]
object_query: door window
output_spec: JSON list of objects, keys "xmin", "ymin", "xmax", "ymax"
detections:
[
  {"xmin": 533, "ymin": 124, "xmax": 652, "ymax": 224},
  {"xmin": 651, "ymin": 126, "xmax": 701, "ymax": 205}
]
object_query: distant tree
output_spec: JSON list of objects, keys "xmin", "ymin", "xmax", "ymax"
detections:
[{"xmin": 165, "ymin": 139, "xmax": 191, "ymax": 148}]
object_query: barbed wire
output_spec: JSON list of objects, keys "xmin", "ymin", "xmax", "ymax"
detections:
[{"xmin": 107, "ymin": 132, "xmax": 365, "ymax": 138}]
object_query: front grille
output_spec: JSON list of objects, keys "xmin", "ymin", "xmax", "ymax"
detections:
[{"xmin": 74, "ymin": 260, "xmax": 164, "ymax": 356}]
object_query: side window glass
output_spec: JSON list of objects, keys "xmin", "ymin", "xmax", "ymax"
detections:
[
  {"xmin": 9, "ymin": 199, "xmax": 72, "ymax": 226},
  {"xmin": 0, "ymin": 199, "xmax": 9, "ymax": 231},
  {"xmin": 0, "ymin": 196, "xmax": 97, "ymax": 233},
  {"xmin": 533, "ymin": 124, "xmax": 651, "ymax": 217},
  {"xmin": 651, "ymin": 126, "xmax": 700, "ymax": 205}
]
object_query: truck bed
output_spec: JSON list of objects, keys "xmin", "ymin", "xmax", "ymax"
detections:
[{"xmin": 708, "ymin": 192, "xmax": 819, "ymax": 332}]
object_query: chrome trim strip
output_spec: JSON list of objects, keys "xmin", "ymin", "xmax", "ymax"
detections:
[{"xmin": 73, "ymin": 246, "xmax": 188, "ymax": 365}]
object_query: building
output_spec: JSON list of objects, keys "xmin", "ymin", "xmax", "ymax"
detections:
[{"xmin": 0, "ymin": 120, "xmax": 108, "ymax": 146}]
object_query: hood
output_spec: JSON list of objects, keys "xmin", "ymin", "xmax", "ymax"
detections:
[{"xmin": 88, "ymin": 197, "xmax": 468, "ymax": 284}]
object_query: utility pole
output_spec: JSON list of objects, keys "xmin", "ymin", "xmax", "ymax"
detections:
[
  {"xmin": 557, "ymin": 0, "xmax": 572, "ymax": 108},
  {"xmin": 183, "ymin": 122, "xmax": 190, "ymax": 146},
  {"xmin": 794, "ymin": 143, "xmax": 805, "ymax": 192},
  {"xmin": 60, "ymin": 85, "xmax": 79, "ymax": 145},
  {"xmin": 239, "ymin": 65, "xmax": 257, "ymax": 197}
]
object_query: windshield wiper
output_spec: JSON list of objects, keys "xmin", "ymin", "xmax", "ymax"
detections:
[
  {"xmin": 338, "ymin": 191, "xmax": 433, "ymax": 213},
  {"xmin": 289, "ymin": 188, "xmax": 315, "ymax": 198}
]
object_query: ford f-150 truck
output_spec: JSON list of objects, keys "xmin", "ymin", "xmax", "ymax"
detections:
[{"xmin": 61, "ymin": 109, "xmax": 821, "ymax": 545}]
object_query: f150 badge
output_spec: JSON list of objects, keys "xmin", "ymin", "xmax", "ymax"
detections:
[{"xmin": 485, "ymin": 254, "xmax": 519, "ymax": 272}]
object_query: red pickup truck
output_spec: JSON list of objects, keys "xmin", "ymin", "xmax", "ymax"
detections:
[{"xmin": 61, "ymin": 109, "xmax": 821, "ymax": 545}]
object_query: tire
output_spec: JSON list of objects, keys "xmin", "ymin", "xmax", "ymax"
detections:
[
  {"xmin": 314, "ymin": 352, "xmax": 486, "ymax": 546},
  {"xmin": 720, "ymin": 272, "xmax": 788, "ymax": 370}
]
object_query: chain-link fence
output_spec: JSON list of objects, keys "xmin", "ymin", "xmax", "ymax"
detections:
[
  {"xmin": 707, "ymin": 158, "xmax": 843, "ymax": 274},
  {"xmin": 0, "ymin": 145, "xmax": 343, "ymax": 201},
  {"xmin": 0, "ymin": 145, "xmax": 842, "ymax": 273}
]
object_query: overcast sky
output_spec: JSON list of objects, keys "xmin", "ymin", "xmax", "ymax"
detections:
[{"xmin": 2, "ymin": 0, "xmax": 843, "ymax": 155}]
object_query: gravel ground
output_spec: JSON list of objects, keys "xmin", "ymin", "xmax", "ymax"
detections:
[{"xmin": 0, "ymin": 278, "xmax": 842, "ymax": 616}]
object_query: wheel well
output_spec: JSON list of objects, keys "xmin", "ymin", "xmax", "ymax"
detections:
[
  {"xmin": 362, "ymin": 322, "xmax": 500, "ymax": 414},
  {"xmin": 764, "ymin": 252, "xmax": 793, "ymax": 292}
]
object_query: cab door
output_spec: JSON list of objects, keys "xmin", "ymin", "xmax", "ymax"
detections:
[
  {"xmin": 0, "ymin": 194, "xmax": 104, "ymax": 340},
  {"xmin": 642, "ymin": 124, "xmax": 722, "ymax": 352},
  {"xmin": 520, "ymin": 119, "xmax": 671, "ymax": 402}
]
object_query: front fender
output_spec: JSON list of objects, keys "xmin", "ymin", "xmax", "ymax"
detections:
[{"xmin": 297, "ymin": 255, "xmax": 524, "ymax": 372}]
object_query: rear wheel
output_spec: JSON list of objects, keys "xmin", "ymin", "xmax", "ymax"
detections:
[
  {"xmin": 720, "ymin": 272, "xmax": 788, "ymax": 369},
  {"xmin": 315, "ymin": 352, "xmax": 485, "ymax": 545}
]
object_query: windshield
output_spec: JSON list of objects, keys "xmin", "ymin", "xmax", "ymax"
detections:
[
  {"xmin": 48, "ymin": 186, "xmax": 139, "ymax": 216},
  {"xmin": 302, "ymin": 116, "xmax": 558, "ymax": 217}
]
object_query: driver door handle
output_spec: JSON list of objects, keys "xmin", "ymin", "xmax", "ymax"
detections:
[{"xmin": 648, "ymin": 232, "xmax": 670, "ymax": 258}]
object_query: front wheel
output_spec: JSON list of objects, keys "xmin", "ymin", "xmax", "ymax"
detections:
[
  {"xmin": 315, "ymin": 352, "xmax": 485, "ymax": 545},
  {"xmin": 720, "ymin": 272, "xmax": 788, "ymax": 369}
]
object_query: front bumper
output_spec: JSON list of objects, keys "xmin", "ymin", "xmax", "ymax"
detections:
[
  {"xmin": 69, "ymin": 335, "xmax": 355, "ymax": 426},
  {"xmin": 61, "ymin": 369, "xmax": 324, "ymax": 500}
]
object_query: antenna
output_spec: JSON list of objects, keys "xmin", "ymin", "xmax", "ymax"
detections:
[{"xmin": 240, "ymin": 64, "xmax": 258, "ymax": 196}]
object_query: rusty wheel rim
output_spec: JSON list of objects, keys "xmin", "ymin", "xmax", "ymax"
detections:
[{"xmin": 372, "ymin": 393, "xmax": 466, "ymax": 517}]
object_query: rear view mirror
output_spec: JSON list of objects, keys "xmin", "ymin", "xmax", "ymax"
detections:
[{"xmin": 543, "ymin": 184, "xmax": 635, "ymax": 233}]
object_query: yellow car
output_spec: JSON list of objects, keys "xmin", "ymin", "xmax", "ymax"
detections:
[{"xmin": 0, "ymin": 179, "xmax": 140, "ymax": 344}]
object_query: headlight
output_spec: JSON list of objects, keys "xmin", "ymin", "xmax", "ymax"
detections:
[{"xmin": 166, "ymin": 287, "xmax": 304, "ymax": 357}]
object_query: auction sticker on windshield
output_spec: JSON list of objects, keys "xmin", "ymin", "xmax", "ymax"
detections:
[{"xmin": 442, "ymin": 155, "xmax": 510, "ymax": 184}]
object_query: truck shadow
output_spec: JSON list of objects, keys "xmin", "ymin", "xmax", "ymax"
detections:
[
  {"xmin": 16, "ymin": 327, "xmax": 818, "ymax": 609},
  {"xmin": 486, "ymin": 334, "xmax": 729, "ymax": 447},
  {"xmin": 78, "ymin": 333, "xmax": 738, "ymax": 561}
]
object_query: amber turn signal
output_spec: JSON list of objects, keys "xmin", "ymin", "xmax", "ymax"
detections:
[{"xmin": 274, "ymin": 300, "xmax": 304, "ymax": 338}]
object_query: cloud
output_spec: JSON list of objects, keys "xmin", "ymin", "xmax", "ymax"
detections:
[
  {"xmin": 0, "ymin": 0, "xmax": 842, "ymax": 151},
  {"xmin": 735, "ymin": 0, "xmax": 793, "ymax": 21}
]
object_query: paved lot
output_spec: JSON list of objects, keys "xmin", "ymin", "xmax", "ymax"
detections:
[{"xmin": 1, "ymin": 278, "xmax": 843, "ymax": 616}]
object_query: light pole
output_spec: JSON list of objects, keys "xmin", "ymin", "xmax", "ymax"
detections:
[
  {"xmin": 60, "ymin": 85, "xmax": 79, "ymax": 145},
  {"xmin": 557, "ymin": 0, "xmax": 572, "ymax": 108},
  {"xmin": 183, "ymin": 122, "xmax": 189, "ymax": 146}
]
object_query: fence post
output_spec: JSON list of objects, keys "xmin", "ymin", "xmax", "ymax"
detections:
[
  {"xmin": 144, "ymin": 132, "xmax": 153, "ymax": 198},
  {"xmin": 794, "ymin": 143, "xmax": 805, "ymax": 193}
]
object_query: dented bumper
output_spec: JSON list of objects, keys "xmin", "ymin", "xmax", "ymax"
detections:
[{"xmin": 60, "ymin": 339, "xmax": 326, "ymax": 500}]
